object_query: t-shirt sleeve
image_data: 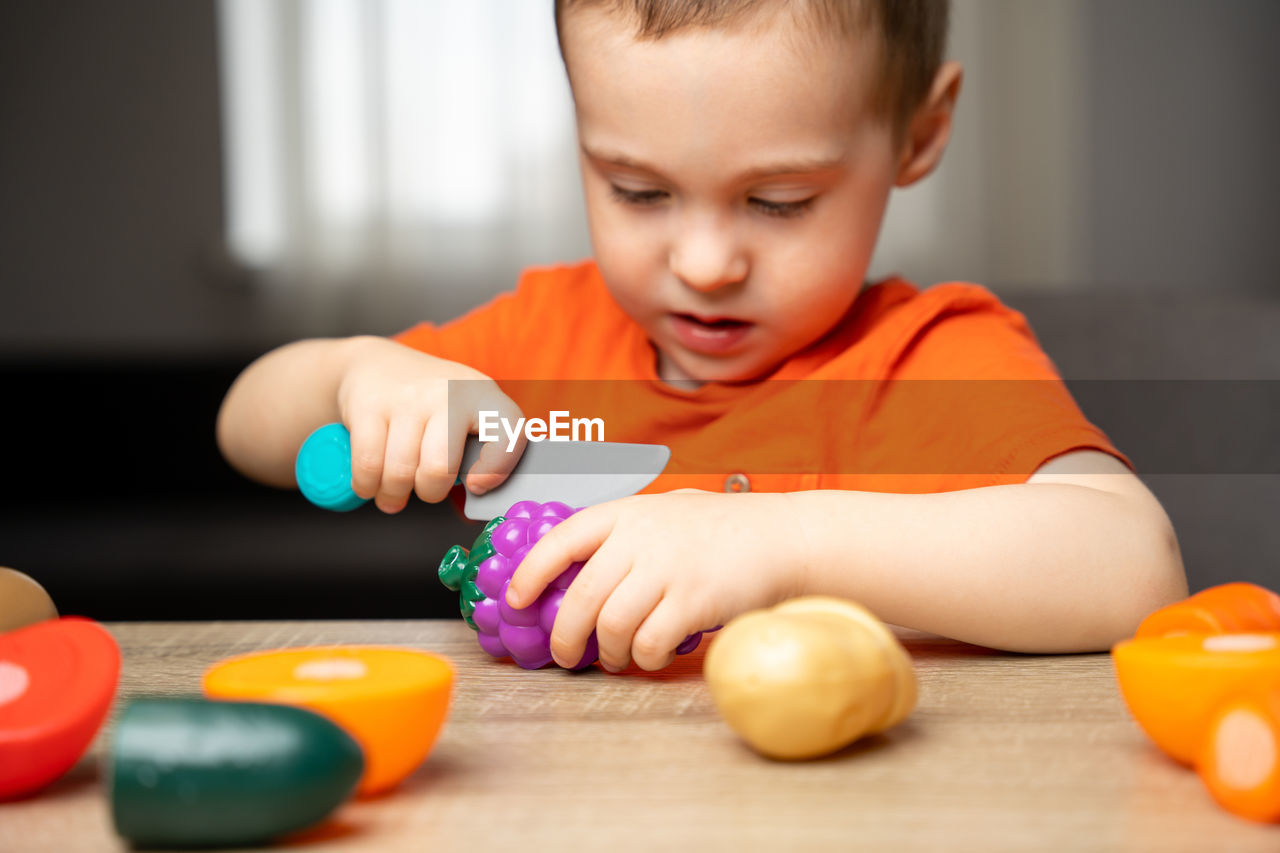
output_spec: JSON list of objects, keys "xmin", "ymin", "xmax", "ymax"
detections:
[{"xmin": 860, "ymin": 284, "xmax": 1131, "ymax": 484}]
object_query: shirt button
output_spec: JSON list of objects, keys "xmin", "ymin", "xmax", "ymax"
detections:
[{"xmin": 723, "ymin": 473, "xmax": 751, "ymax": 493}]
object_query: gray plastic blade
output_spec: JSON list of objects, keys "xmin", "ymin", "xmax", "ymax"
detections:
[{"xmin": 457, "ymin": 437, "xmax": 671, "ymax": 520}]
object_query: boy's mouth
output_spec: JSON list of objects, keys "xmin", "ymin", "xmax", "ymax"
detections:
[{"xmin": 669, "ymin": 312, "xmax": 753, "ymax": 354}]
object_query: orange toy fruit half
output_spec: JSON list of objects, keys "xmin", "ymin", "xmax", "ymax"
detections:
[
  {"xmin": 1112, "ymin": 632, "xmax": 1280, "ymax": 766},
  {"xmin": 204, "ymin": 646, "xmax": 454, "ymax": 796},
  {"xmin": 1136, "ymin": 583, "xmax": 1280, "ymax": 639}
]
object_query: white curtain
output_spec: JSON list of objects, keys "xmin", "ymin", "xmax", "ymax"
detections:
[
  {"xmin": 217, "ymin": 0, "xmax": 1090, "ymax": 335},
  {"xmin": 217, "ymin": 0, "xmax": 589, "ymax": 331}
]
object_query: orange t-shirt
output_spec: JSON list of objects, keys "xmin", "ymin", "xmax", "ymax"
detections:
[{"xmin": 394, "ymin": 259, "xmax": 1128, "ymax": 494}]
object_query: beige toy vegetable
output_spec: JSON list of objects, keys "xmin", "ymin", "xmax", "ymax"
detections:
[
  {"xmin": 704, "ymin": 596, "xmax": 917, "ymax": 760},
  {"xmin": 0, "ymin": 567, "xmax": 58, "ymax": 633}
]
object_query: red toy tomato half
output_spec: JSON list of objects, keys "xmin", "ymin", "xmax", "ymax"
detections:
[{"xmin": 0, "ymin": 617, "xmax": 121, "ymax": 799}]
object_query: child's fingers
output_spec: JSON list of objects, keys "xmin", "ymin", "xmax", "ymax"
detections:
[
  {"xmin": 594, "ymin": 575, "xmax": 664, "ymax": 673},
  {"xmin": 375, "ymin": 416, "xmax": 425, "ymax": 513},
  {"xmin": 415, "ymin": 415, "xmax": 459, "ymax": 503},
  {"xmin": 346, "ymin": 414, "xmax": 389, "ymax": 500},
  {"xmin": 538, "ymin": 529, "xmax": 629, "ymax": 669},
  {"xmin": 507, "ymin": 505, "xmax": 614, "ymax": 609},
  {"xmin": 548, "ymin": 555, "xmax": 631, "ymax": 670},
  {"xmin": 631, "ymin": 598, "xmax": 683, "ymax": 672},
  {"xmin": 463, "ymin": 396, "xmax": 526, "ymax": 494}
]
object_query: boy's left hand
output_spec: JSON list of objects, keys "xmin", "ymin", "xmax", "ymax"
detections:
[{"xmin": 505, "ymin": 490, "xmax": 806, "ymax": 672}]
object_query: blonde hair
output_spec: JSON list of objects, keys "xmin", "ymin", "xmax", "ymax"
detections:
[{"xmin": 554, "ymin": 0, "xmax": 950, "ymax": 133}]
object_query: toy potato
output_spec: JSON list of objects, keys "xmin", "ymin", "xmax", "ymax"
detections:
[
  {"xmin": 0, "ymin": 566, "xmax": 58, "ymax": 632},
  {"xmin": 704, "ymin": 596, "xmax": 917, "ymax": 760}
]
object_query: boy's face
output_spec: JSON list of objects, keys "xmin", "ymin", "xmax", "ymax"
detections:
[{"xmin": 562, "ymin": 5, "xmax": 904, "ymax": 384}]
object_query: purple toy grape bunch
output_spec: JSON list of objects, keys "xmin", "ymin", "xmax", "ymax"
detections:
[{"xmin": 438, "ymin": 500, "xmax": 705, "ymax": 670}]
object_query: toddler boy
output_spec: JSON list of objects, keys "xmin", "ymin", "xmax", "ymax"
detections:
[{"xmin": 218, "ymin": 0, "xmax": 1185, "ymax": 669}]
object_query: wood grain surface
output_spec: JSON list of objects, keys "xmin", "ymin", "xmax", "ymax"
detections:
[{"xmin": 3, "ymin": 620, "xmax": 1277, "ymax": 852}]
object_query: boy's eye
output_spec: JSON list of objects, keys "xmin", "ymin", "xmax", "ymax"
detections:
[
  {"xmin": 610, "ymin": 185, "xmax": 668, "ymax": 206},
  {"xmin": 749, "ymin": 197, "xmax": 815, "ymax": 219}
]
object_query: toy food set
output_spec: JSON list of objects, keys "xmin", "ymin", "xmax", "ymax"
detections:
[
  {"xmin": 14, "ymin": 432, "xmax": 1272, "ymax": 846},
  {"xmin": 1113, "ymin": 582, "xmax": 1280, "ymax": 822},
  {"xmin": 0, "ymin": 566, "xmax": 455, "ymax": 845}
]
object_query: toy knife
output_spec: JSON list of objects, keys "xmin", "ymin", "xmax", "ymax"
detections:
[
  {"xmin": 453, "ymin": 435, "xmax": 670, "ymax": 520},
  {"xmin": 296, "ymin": 423, "xmax": 670, "ymax": 520}
]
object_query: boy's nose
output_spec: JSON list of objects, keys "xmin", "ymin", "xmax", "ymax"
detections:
[{"xmin": 669, "ymin": 220, "xmax": 748, "ymax": 293}]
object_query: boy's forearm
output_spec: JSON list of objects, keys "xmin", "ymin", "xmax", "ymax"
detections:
[
  {"xmin": 786, "ymin": 485, "xmax": 1186, "ymax": 653},
  {"xmin": 216, "ymin": 336, "xmax": 369, "ymax": 488}
]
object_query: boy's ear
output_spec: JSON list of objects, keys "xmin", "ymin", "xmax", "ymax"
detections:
[{"xmin": 894, "ymin": 61, "xmax": 963, "ymax": 188}]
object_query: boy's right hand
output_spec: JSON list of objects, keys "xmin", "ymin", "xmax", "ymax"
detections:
[{"xmin": 335, "ymin": 337, "xmax": 526, "ymax": 513}]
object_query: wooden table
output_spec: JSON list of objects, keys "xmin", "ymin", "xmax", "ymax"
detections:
[{"xmin": 4, "ymin": 620, "xmax": 1277, "ymax": 852}]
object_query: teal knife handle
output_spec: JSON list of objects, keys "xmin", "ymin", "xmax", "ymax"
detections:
[
  {"xmin": 295, "ymin": 423, "xmax": 367, "ymax": 512},
  {"xmin": 296, "ymin": 422, "xmax": 468, "ymax": 511}
]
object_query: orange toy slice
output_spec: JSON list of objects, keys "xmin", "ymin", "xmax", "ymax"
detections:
[
  {"xmin": 1112, "ymin": 632, "xmax": 1280, "ymax": 766},
  {"xmin": 1196, "ymin": 679, "xmax": 1280, "ymax": 823},
  {"xmin": 203, "ymin": 646, "xmax": 454, "ymax": 796},
  {"xmin": 0, "ymin": 617, "xmax": 121, "ymax": 799},
  {"xmin": 1136, "ymin": 582, "xmax": 1280, "ymax": 639}
]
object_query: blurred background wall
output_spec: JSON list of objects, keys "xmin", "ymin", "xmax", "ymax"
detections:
[
  {"xmin": 1, "ymin": 0, "xmax": 1276, "ymax": 619},
  {"xmin": 4, "ymin": 0, "xmax": 1278, "ymax": 355}
]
